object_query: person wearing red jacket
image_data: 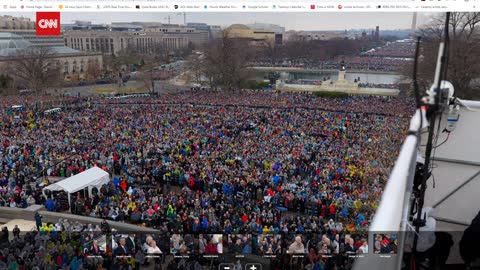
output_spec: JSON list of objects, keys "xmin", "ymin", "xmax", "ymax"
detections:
[
  {"xmin": 321, "ymin": 204, "xmax": 326, "ymax": 219},
  {"xmin": 120, "ymin": 179, "xmax": 127, "ymax": 192},
  {"xmin": 204, "ymin": 239, "xmax": 218, "ymax": 255},
  {"xmin": 329, "ymin": 204, "xmax": 336, "ymax": 220}
]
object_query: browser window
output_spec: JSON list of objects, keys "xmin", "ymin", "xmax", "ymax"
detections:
[{"xmin": 0, "ymin": 1, "xmax": 479, "ymax": 270}]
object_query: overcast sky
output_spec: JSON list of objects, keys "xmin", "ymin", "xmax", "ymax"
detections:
[{"xmin": 2, "ymin": 12, "xmax": 436, "ymax": 31}]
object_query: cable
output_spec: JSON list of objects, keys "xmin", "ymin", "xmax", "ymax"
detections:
[
  {"xmin": 432, "ymin": 173, "xmax": 435, "ymax": 189},
  {"xmin": 419, "ymin": 131, "xmax": 450, "ymax": 148},
  {"xmin": 429, "ymin": 111, "xmax": 444, "ymax": 173},
  {"xmin": 432, "ymin": 132, "xmax": 450, "ymax": 149}
]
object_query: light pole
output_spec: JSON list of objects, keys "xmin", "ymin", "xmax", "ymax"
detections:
[
  {"xmin": 177, "ymin": 13, "xmax": 186, "ymax": 25},
  {"xmin": 151, "ymin": 69, "xmax": 155, "ymax": 94}
]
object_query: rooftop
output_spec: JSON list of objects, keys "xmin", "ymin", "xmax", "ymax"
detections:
[{"xmin": 0, "ymin": 32, "xmax": 88, "ymax": 57}]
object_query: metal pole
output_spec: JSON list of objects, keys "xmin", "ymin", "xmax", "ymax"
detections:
[
  {"xmin": 151, "ymin": 69, "xmax": 154, "ymax": 93},
  {"xmin": 432, "ymin": 170, "xmax": 480, "ymax": 209},
  {"xmin": 413, "ymin": 11, "xmax": 450, "ymax": 254}
]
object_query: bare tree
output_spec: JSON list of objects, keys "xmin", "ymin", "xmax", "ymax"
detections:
[
  {"xmin": 137, "ymin": 63, "xmax": 155, "ymax": 93},
  {"xmin": 8, "ymin": 46, "xmax": 62, "ymax": 95},
  {"xmin": 259, "ymin": 41, "xmax": 283, "ymax": 65},
  {"xmin": 203, "ymin": 30, "xmax": 254, "ymax": 91},
  {"xmin": 184, "ymin": 53, "xmax": 204, "ymax": 84},
  {"xmin": 0, "ymin": 74, "xmax": 13, "ymax": 95},
  {"xmin": 85, "ymin": 59, "xmax": 101, "ymax": 82},
  {"xmin": 407, "ymin": 12, "xmax": 480, "ymax": 99},
  {"xmin": 112, "ymin": 44, "xmax": 140, "ymax": 72},
  {"xmin": 151, "ymin": 41, "xmax": 171, "ymax": 64}
]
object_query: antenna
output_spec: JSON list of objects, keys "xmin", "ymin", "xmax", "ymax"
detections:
[
  {"xmin": 412, "ymin": 37, "xmax": 421, "ymax": 108},
  {"xmin": 177, "ymin": 13, "xmax": 186, "ymax": 25},
  {"xmin": 411, "ymin": 11, "xmax": 451, "ymax": 256},
  {"xmin": 164, "ymin": 16, "xmax": 171, "ymax": 24}
]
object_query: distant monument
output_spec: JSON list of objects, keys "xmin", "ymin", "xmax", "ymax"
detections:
[
  {"xmin": 411, "ymin": 12, "xmax": 418, "ymax": 37},
  {"xmin": 327, "ymin": 60, "xmax": 357, "ymax": 90},
  {"xmin": 337, "ymin": 60, "xmax": 347, "ymax": 82}
]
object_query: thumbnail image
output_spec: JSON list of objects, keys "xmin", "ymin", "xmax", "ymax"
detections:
[
  {"xmin": 374, "ymin": 234, "xmax": 398, "ymax": 254},
  {"xmin": 81, "ymin": 232, "xmax": 107, "ymax": 268},
  {"xmin": 170, "ymin": 234, "xmax": 195, "ymax": 255},
  {"xmin": 224, "ymin": 234, "xmax": 253, "ymax": 254},
  {"xmin": 202, "ymin": 234, "xmax": 223, "ymax": 255},
  {"xmin": 286, "ymin": 234, "xmax": 307, "ymax": 254},
  {"xmin": 83, "ymin": 234, "xmax": 107, "ymax": 256},
  {"xmin": 112, "ymin": 234, "xmax": 136, "ymax": 257},
  {"xmin": 256, "ymin": 235, "xmax": 282, "ymax": 255},
  {"xmin": 140, "ymin": 233, "xmax": 168, "ymax": 256},
  {"xmin": 341, "ymin": 233, "xmax": 369, "ymax": 255}
]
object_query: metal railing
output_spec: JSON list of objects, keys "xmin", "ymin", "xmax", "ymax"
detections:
[{"xmin": 353, "ymin": 108, "xmax": 425, "ymax": 270}]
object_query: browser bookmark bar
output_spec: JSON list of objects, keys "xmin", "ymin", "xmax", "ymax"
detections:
[{"xmin": 1, "ymin": 2, "xmax": 475, "ymax": 11}]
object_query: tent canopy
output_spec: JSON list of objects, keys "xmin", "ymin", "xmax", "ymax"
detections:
[{"xmin": 43, "ymin": 167, "xmax": 110, "ymax": 196}]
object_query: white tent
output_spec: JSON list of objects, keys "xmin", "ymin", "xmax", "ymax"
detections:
[{"xmin": 43, "ymin": 167, "xmax": 110, "ymax": 208}]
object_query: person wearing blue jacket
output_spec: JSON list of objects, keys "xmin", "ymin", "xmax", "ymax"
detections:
[
  {"xmin": 34, "ymin": 212, "xmax": 42, "ymax": 231},
  {"xmin": 45, "ymin": 199, "xmax": 55, "ymax": 212}
]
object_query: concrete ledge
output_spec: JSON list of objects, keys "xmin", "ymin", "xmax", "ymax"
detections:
[
  {"xmin": 251, "ymin": 66, "xmax": 398, "ymax": 75},
  {"xmin": 0, "ymin": 206, "xmax": 43, "ymax": 221},
  {"xmin": 277, "ymin": 83, "xmax": 399, "ymax": 96},
  {"xmin": 0, "ymin": 207, "xmax": 158, "ymax": 232},
  {"xmin": 38, "ymin": 211, "xmax": 160, "ymax": 232}
]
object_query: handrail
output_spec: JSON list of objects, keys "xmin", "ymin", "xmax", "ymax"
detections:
[
  {"xmin": 353, "ymin": 109, "xmax": 425, "ymax": 270},
  {"xmin": 370, "ymin": 109, "xmax": 423, "ymax": 232}
]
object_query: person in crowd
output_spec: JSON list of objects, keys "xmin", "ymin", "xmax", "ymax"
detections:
[
  {"xmin": 288, "ymin": 236, "xmax": 305, "ymax": 254},
  {"xmin": 205, "ymin": 239, "xmax": 219, "ymax": 255},
  {"xmin": 147, "ymin": 240, "xmax": 162, "ymax": 254},
  {"xmin": 12, "ymin": 224, "xmax": 20, "ymax": 238},
  {"xmin": 358, "ymin": 239, "xmax": 368, "ymax": 254},
  {"xmin": 114, "ymin": 238, "xmax": 129, "ymax": 257},
  {"xmin": 34, "ymin": 213, "xmax": 42, "ymax": 231},
  {"xmin": 90, "ymin": 239, "xmax": 103, "ymax": 255}
]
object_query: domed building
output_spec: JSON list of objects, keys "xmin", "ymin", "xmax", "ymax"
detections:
[
  {"xmin": 228, "ymin": 24, "xmax": 250, "ymax": 31},
  {"xmin": 0, "ymin": 32, "xmax": 103, "ymax": 81},
  {"xmin": 0, "ymin": 32, "xmax": 32, "ymax": 56}
]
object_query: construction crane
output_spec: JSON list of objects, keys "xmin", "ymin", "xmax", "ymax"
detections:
[{"xmin": 177, "ymin": 12, "xmax": 186, "ymax": 25}]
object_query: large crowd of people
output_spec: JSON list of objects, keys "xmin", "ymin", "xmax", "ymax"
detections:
[
  {"xmin": 254, "ymin": 40, "xmax": 415, "ymax": 72},
  {"xmin": 358, "ymin": 83, "xmax": 399, "ymax": 89},
  {"xmin": 99, "ymin": 91, "xmax": 414, "ymax": 117},
  {"xmin": 362, "ymin": 40, "xmax": 415, "ymax": 58},
  {"xmin": 0, "ymin": 218, "xmax": 108, "ymax": 270},
  {"xmin": 254, "ymin": 57, "xmax": 411, "ymax": 72},
  {"xmin": 0, "ymin": 90, "xmax": 413, "ymax": 269}
]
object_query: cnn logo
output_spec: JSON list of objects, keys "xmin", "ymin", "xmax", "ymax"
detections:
[
  {"xmin": 36, "ymin": 12, "xmax": 60, "ymax": 36},
  {"xmin": 38, "ymin": 19, "xmax": 58, "ymax": 29}
]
